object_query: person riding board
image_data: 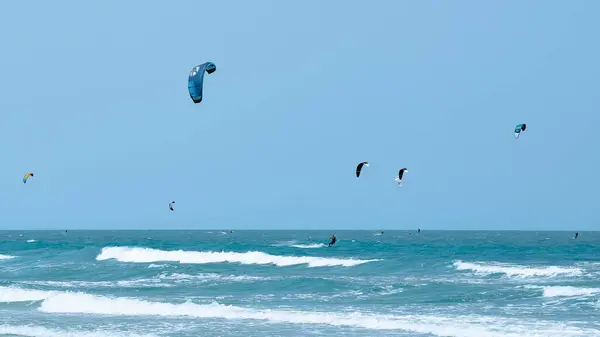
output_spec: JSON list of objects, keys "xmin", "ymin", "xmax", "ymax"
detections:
[{"xmin": 328, "ymin": 234, "xmax": 337, "ymax": 247}]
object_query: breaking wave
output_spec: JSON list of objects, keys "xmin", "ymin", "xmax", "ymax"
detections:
[
  {"xmin": 96, "ymin": 246, "xmax": 378, "ymax": 267},
  {"xmin": 453, "ymin": 260, "xmax": 583, "ymax": 278},
  {"xmin": 524, "ymin": 285, "xmax": 600, "ymax": 298},
  {"xmin": 0, "ymin": 286, "xmax": 56, "ymax": 302},
  {"xmin": 36, "ymin": 291, "xmax": 599, "ymax": 337},
  {"xmin": 1, "ymin": 287, "xmax": 598, "ymax": 336}
]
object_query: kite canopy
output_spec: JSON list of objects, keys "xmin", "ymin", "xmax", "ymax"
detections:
[
  {"xmin": 356, "ymin": 161, "xmax": 369, "ymax": 177},
  {"xmin": 23, "ymin": 173, "xmax": 34, "ymax": 184},
  {"xmin": 514, "ymin": 123, "xmax": 526, "ymax": 139},
  {"xmin": 169, "ymin": 201, "xmax": 175, "ymax": 211},
  {"xmin": 395, "ymin": 168, "xmax": 408, "ymax": 186},
  {"xmin": 188, "ymin": 62, "xmax": 216, "ymax": 104}
]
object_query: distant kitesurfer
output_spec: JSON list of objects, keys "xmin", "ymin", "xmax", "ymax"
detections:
[
  {"xmin": 381, "ymin": 230, "xmax": 384, "ymax": 234},
  {"xmin": 418, "ymin": 228, "xmax": 421, "ymax": 233},
  {"xmin": 328, "ymin": 234, "xmax": 337, "ymax": 247},
  {"xmin": 575, "ymin": 232, "xmax": 579, "ymax": 239}
]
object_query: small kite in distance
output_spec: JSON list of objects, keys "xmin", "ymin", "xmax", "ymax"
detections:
[
  {"xmin": 395, "ymin": 168, "xmax": 408, "ymax": 186},
  {"xmin": 23, "ymin": 173, "xmax": 34, "ymax": 184},
  {"xmin": 514, "ymin": 123, "xmax": 526, "ymax": 139},
  {"xmin": 356, "ymin": 161, "xmax": 369, "ymax": 177}
]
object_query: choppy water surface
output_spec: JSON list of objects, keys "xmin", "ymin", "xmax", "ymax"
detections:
[{"xmin": 0, "ymin": 230, "xmax": 598, "ymax": 337}]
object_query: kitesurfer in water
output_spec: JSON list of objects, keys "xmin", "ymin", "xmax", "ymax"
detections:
[
  {"xmin": 418, "ymin": 228, "xmax": 421, "ymax": 233},
  {"xmin": 328, "ymin": 234, "xmax": 337, "ymax": 247},
  {"xmin": 575, "ymin": 232, "xmax": 579, "ymax": 239}
]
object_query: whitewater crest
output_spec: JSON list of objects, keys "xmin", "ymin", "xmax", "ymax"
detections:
[
  {"xmin": 96, "ymin": 246, "xmax": 379, "ymax": 267},
  {"xmin": 523, "ymin": 285, "xmax": 600, "ymax": 298},
  {"xmin": 4, "ymin": 289, "xmax": 590, "ymax": 337},
  {"xmin": 453, "ymin": 260, "xmax": 583, "ymax": 278},
  {"xmin": 0, "ymin": 286, "xmax": 59, "ymax": 303},
  {"xmin": 0, "ymin": 254, "xmax": 16, "ymax": 260}
]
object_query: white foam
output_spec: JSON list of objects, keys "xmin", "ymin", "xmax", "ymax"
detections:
[
  {"xmin": 158, "ymin": 272, "xmax": 276, "ymax": 283},
  {"xmin": 147, "ymin": 264, "xmax": 166, "ymax": 268},
  {"xmin": 16, "ymin": 278, "xmax": 170, "ymax": 289},
  {"xmin": 290, "ymin": 243, "xmax": 326, "ymax": 249},
  {"xmin": 0, "ymin": 286, "xmax": 55, "ymax": 302},
  {"xmin": 272, "ymin": 240, "xmax": 298, "ymax": 247},
  {"xmin": 453, "ymin": 260, "xmax": 583, "ymax": 278},
  {"xmin": 280, "ymin": 288, "xmax": 403, "ymax": 302},
  {"xmin": 96, "ymin": 246, "xmax": 378, "ymax": 267},
  {"xmin": 15, "ymin": 272, "xmax": 275, "ymax": 290},
  {"xmin": 26, "ymin": 239, "xmax": 37, "ymax": 243},
  {"xmin": 273, "ymin": 240, "xmax": 326, "ymax": 248},
  {"xmin": 0, "ymin": 324, "xmax": 156, "ymax": 337},
  {"xmin": 525, "ymin": 285, "xmax": 600, "ymax": 298},
  {"xmin": 0, "ymin": 254, "xmax": 16, "ymax": 260},
  {"xmin": 379, "ymin": 286, "xmax": 404, "ymax": 296},
  {"xmin": 36, "ymin": 292, "xmax": 598, "ymax": 337}
]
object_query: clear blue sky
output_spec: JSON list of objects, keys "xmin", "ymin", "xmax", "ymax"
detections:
[{"xmin": 1, "ymin": 1, "xmax": 598, "ymax": 230}]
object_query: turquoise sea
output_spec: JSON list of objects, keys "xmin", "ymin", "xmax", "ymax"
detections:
[{"xmin": 0, "ymin": 230, "xmax": 598, "ymax": 337}]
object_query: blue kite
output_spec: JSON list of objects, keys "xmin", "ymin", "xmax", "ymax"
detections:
[{"xmin": 188, "ymin": 62, "xmax": 216, "ymax": 104}]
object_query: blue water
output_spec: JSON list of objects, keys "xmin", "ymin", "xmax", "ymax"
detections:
[{"xmin": 0, "ymin": 230, "xmax": 599, "ymax": 337}]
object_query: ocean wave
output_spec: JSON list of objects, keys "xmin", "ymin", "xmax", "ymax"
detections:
[
  {"xmin": 453, "ymin": 260, "xmax": 583, "ymax": 278},
  {"xmin": 13, "ymin": 273, "xmax": 412, "ymax": 291},
  {"xmin": 96, "ymin": 246, "xmax": 379, "ymax": 267},
  {"xmin": 15, "ymin": 272, "xmax": 276, "ymax": 289},
  {"xmin": 15, "ymin": 279, "xmax": 171, "ymax": 289},
  {"xmin": 0, "ymin": 254, "xmax": 16, "ymax": 260},
  {"xmin": 26, "ymin": 239, "xmax": 37, "ymax": 243},
  {"xmin": 32, "ymin": 291, "xmax": 596, "ymax": 337},
  {"xmin": 0, "ymin": 286, "xmax": 56, "ymax": 302},
  {"xmin": 158, "ymin": 272, "xmax": 277, "ymax": 283},
  {"xmin": 278, "ymin": 286, "xmax": 404, "ymax": 302},
  {"xmin": 1, "ymin": 288, "xmax": 596, "ymax": 336},
  {"xmin": 524, "ymin": 285, "xmax": 600, "ymax": 298},
  {"xmin": 0, "ymin": 324, "xmax": 156, "ymax": 337}
]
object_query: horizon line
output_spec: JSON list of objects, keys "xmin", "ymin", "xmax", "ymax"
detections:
[{"xmin": 0, "ymin": 229, "xmax": 591, "ymax": 232}]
